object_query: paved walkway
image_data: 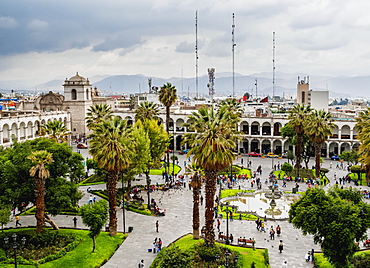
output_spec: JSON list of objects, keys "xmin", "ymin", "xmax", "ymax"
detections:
[{"xmin": 5, "ymin": 155, "xmax": 370, "ymax": 268}]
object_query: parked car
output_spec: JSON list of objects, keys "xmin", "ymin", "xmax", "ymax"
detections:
[
  {"xmin": 179, "ymin": 149, "xmax": 189, "ymax": 155},
  {"xmin": 267, "ymin": 152, "xmax": 279, "ymax": 158},
  {"xmin": 248, "ymin": 152, "xmax": 262, "ymax": 157},
  {"xmin": 331, "ymin": 155, "xmax": 340, "ymax": 161},
  {"xmin": 77, "ymin": 143, "xmax": 88, "ymax": 149}
]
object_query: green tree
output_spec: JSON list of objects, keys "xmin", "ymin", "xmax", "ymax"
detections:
[
  {"xmin": 159, "ymin": 83, "xmax": 178, "ymax": 174},
  {"xmin": 134, "ymin": 101, "xmax": 159, "ymax": 121},
  {"xmin": 305, "ymin": 110, "xmax": 334, "ymax": 179},
  {"xmin": 185, "ymin": 163, "xmax": 203, "ymax": 240},
  {"xmin": 289, "ymin": 186, "xmax": 370, "ymax": 268},
  {"xmin": 139, "ymin": 119, "xmax": 169, "ymax": 208},
  {"xmin": 287, "ymin": 104, "xmax": 312, "ymax": 177},
  {"xmin": 86, "ymin": 104, "xmax": 113, "ymax": 130},
  {"xmin": 28, "ymin": 150, "xmax": 54, "ymax": 233},
  {"xmin": 39, "ymin": 120, "xmax": 69, "ymax": 143},
  {"xmin": 0, "ymin": 138, "xmax": 83, "ymax": 228},
  {"xmin": 350, "ymin": 165, "xmax": 365, "ymax": 184},
  {"xmin": 89, "ymin": 117, "xmax": 132, "ymax": 236},
  {"xmin": 339, "ymin": 150, "xmax": 359, "ymax": 165},
  {"xmin": 355, "ymin": 107, "xmax": 370, "ymax": 183},
  {"xmin": 281, "ymin": 162, "xmax": 293, "ymax": 174},
  {"xmin": 121, "ymin": 121, "xmax": 151, "ymax": 195},
  {"xmin": 183, "ymin": 105, "xmax": 239, "ymax": 247},
  {"xmin": 80, "ymin": 199, "xmax": 109, "ymax": 253},
  {"xmin": 0, "ymin": 202, "xmax": 11, "ymax": 232}
]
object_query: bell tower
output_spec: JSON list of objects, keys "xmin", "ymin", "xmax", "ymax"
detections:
[{"xmin": 63, "ymin": 72, "xmax": 93, "ymax": 138}]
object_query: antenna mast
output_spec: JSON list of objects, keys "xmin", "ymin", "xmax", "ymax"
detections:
[
  {"xmin": 207, "ymin": 68, "xmax": 215, "ymax": 102},
  {"xmin": 255, "ymin": 78, "xmax": 258, "ymax": 100},
  {"xmin": 272, "ymin": 31, "xmax": 276, "ymax": 100},
  {"xmin": 232, "ymin": 13, "xmax": 236, "ymax": 98},
  {"xmin": 195, "ymin": 11, "xmax": 199, "ymax": 99}
]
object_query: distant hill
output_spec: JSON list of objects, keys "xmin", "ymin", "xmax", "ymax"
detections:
[{"xmin": 0, "ymin": 72, "xmax": 367, "ymax": 98}]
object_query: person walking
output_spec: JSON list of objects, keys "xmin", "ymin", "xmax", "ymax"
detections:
[
  {"xmin": 138, "ymin": 259, "xmax": 144, "ymax": 268},
  {"xmin": 260, "ymin": 221, "xmax": 266, "ymax": 232},
  {"xmin": 15, "ymin": 215, "xmax": 21, "ymax": 227},
  {"xmin": 279, "ymin": 240, "xmax": 284, "ymax": 253},
  {"xmin": 73, "ymin": 216, "xmax": 78, "ymax": 228},
  {"xmin": 269, "ymin": 228, "xmax": 275, "ymax": 240},
  {"xmin": 217, "ymin": 219, "xmax": 220, "ymax": 232},
  {"xmin": 281, "ymin": 261, "xmax": 287, "ymax": 268},
  {"xmin": 276, "ymin": 225, "xmax": 281, "ymax": 237},
  {"xmin": 156, "ymin": 220, "xmax": 159, "ymax": 233},
  {"xmin": 200, "ymin": 195, "xmax": 203, "ymax": 206}
]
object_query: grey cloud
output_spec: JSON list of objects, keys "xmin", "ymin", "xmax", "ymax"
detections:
[
  {"xmin": 175, "ymin": 41, "xmax": 194, "ymax": 53},
  {"xmin": 0, "ymin": 16, "xmax": 18, "ymax": 29}
]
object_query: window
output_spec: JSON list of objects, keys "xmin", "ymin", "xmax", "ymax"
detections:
[{"xmin": 71, "ymin": 89, "xmax": 77, "ymax": 100}]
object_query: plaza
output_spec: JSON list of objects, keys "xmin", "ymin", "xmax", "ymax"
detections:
[{"xmin": 5, "ymin": 149, "xmax": 370, "ymax": 268}]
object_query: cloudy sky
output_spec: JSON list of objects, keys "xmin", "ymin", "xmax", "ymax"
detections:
[{"xmin": 1, "ymin": 0, "xmax": 370, "ymax": 87}]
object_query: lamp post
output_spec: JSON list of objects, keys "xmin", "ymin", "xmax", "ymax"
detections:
[
  {"xmin": 146, "ymin": 175, "xmax": 151, "ymax": 209},
  {"xmin": 121, "ymin": 177, "xmax": 126, "ymax": 234},
  {"xmin": 221, "ymin": 202, "xmax": 235, "ymax": 245},
  {"xmin": 4, "ymin": 233, "xmax": 26, "ymax": 268}
]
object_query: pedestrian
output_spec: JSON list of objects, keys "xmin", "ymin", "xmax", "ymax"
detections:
[
  {"xmin": 305, "ymin": 251, "xmax": 311, "ymax": 262},
  {"xmin": 230, "ymin": 211, "xmax": 233, "ymax": 221},
  {"xmin": 269, "ymin": 228, "xmax": 275, "ymax": 240},
  {"xmin": 281, "ymin": 261, "xmax": 287, "ymax": 268},
  {"xmin": 156, "ymin": 220, "xmax": 159, "ymax": 233},
  {"xmin": 15, "ymin": 215, "xmax": 21, "ymax": 227},
  {"xmin": 260, "ymin": 221, "xmax": 266, "ymax": 232},
  {"xmin": 138, "ymin": 259, "xmax": 144, "ymax": 268},
  {"xmin": 279, "ymin": 240, "xmax": 284, "ymax": 253},
  {"xmin": 255, "ymin": 218, "xmax": 261, "ymax": 230},
  {"xmin": 73, "ymin": 216, "xmax": 78, "ymax": 228},
  {"xmin": 276, "ymin": 225, "xmax": 281, "ymax": 236},
  {"xmin": 157, "ymin": 238, "xmax": 162, "ymax": 250},
  {"xmin": 229, "ymin": 234, "xmax": 234, "ymax": 244},
  {"xmin": 200, "ymin": 195, "xmax": 203, "ymax": 205}
]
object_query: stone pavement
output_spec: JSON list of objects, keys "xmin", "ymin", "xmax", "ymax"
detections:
[{"xmin": 5, "ymin": 155, "xmax": 370, "ymax": 268}]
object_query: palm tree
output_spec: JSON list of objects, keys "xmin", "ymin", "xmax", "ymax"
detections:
[
  {"xmin": 88, "ymin": 117, "xmax": 132, "ymax": 236},
  {"xmin": 28, "ymin": 150, "xmax": 54, "ymax": 233},
  {"xmin": 218, "ymin": 98, "xmax": 243, "ymax": 122},
  {"xmin": 159, "ymin": 83, "xmax": 177, "ymax": 174},
  {"xmin": 356, "ymin": 108, "xmax": 370, "ymax": 183},
  {"xmin": 86, "ymin": 104, "xmax": 113, "ymax": 130},
  {"xmin": 134, "ymin": 101, "xmax": 159, "ymax": 121},
  {"xmin": 305, "ymin": 110, "xmax": 334, "ymax": 180},
  {"xmin": 185, "ymin": 163, "xmax": 203, "ymax": 240},
  {"xmin": 182, "ymin": 105, "xmax": 238, "ymax": 247},
  {"xmin": 287, "ymin": 104, "xmax": 312, "ymax": 177},
  {"xmin": 39, "ymin": 120, "xmax": 69, "ymax": 143}
]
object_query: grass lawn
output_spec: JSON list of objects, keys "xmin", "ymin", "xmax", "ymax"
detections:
[
  {"xmin": 158, "ymin": 234, "xmax": 269, "ymax": 268},
  {"xmin": 0, "ymin": 228, "xmax": 125, "ymax": 268},
  {"xmin": 314, "ymin": 250, "xmax": 370, "ymax": 268},
  {"xmin": 220, "ymin": 189, "xmax": 255, "ymax": 199}
]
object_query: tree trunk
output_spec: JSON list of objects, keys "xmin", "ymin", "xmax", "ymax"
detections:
[
  {"xmin": 34, "ymin": 177, "xmax": 46, "ymax": 234},
  {"xmin": 204, "ymin": 169, "xmax": 217, "ymax": 247},
  {"xmin": 44, "ymin": 214, "xmax": 59, "ymax": 230},
  {"xmin": 295, "ymin": 133, "xmax": 303, "ymax": 178},
  {"xmin": 107, "ymin": 171, "xmax": 118, "ymax": 236},
  {"xmin": 92, "ymin": 236, "xmax": 96, "ymax": 253},
  {"xmin": 192, "ymin": 175, "xmax": 200, "ymax": 240},
  {"xmin": 314, "ymin": 143, "xmax": 322, "ymax": 180}
]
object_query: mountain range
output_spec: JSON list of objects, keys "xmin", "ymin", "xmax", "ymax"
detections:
[{"xmin": 1, "ymin": 72, "xmax": 370, "ymax": 99}]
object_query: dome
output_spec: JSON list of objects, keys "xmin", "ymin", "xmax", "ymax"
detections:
[{"xmin": 69, "ymin": 72, "xmax": 87, "ymax": 82}]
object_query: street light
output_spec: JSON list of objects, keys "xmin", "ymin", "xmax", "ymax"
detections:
[
  {"xmin": 146, "ymin": 175, "xmax": 151, "ymax": 209},
  {"xmin": 221, "ymin": 202, "xmax": 236, "ymax": 245},
  {"xmin": 4, "ymin": 233, "xmax": 26, "ymax": 268}
]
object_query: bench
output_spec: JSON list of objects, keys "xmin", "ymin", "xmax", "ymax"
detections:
[
  {"xmin": 218, "ymin": 233, "xmax": 232, "ymax": 241},
  {"xmin": 238, "ymin": 237, "xmax": 254, "ymax": 246}
]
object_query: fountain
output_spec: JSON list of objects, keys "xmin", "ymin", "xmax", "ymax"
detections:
[{"xmin": 221, "ymin": 178, "xmax": 300, "ymax": 220}]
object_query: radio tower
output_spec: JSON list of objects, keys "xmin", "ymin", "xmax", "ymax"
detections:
[
  {"xmin": 272, "ymin": 31, "xmax": 276, "ymax": 101},
  {"xmin": 207, "ymin": 68, "xmax": 215, "ymax": 102},
  {"xmin": 195, "ymin": 11, "xmax": 199, "ymax": 100},
  {"xmin": 232, "ymin": 13, "xmax": 236, "ymax": 98}
]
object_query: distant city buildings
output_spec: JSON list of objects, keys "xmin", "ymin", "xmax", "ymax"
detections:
[{"xmin": 0, "ymin": 73, "xmax": 364, "ymax": 158}]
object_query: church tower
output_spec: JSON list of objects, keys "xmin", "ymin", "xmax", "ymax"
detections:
[{"xmin": 63, "ymin": 72, "xmax": 93, "ymax": 139}]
